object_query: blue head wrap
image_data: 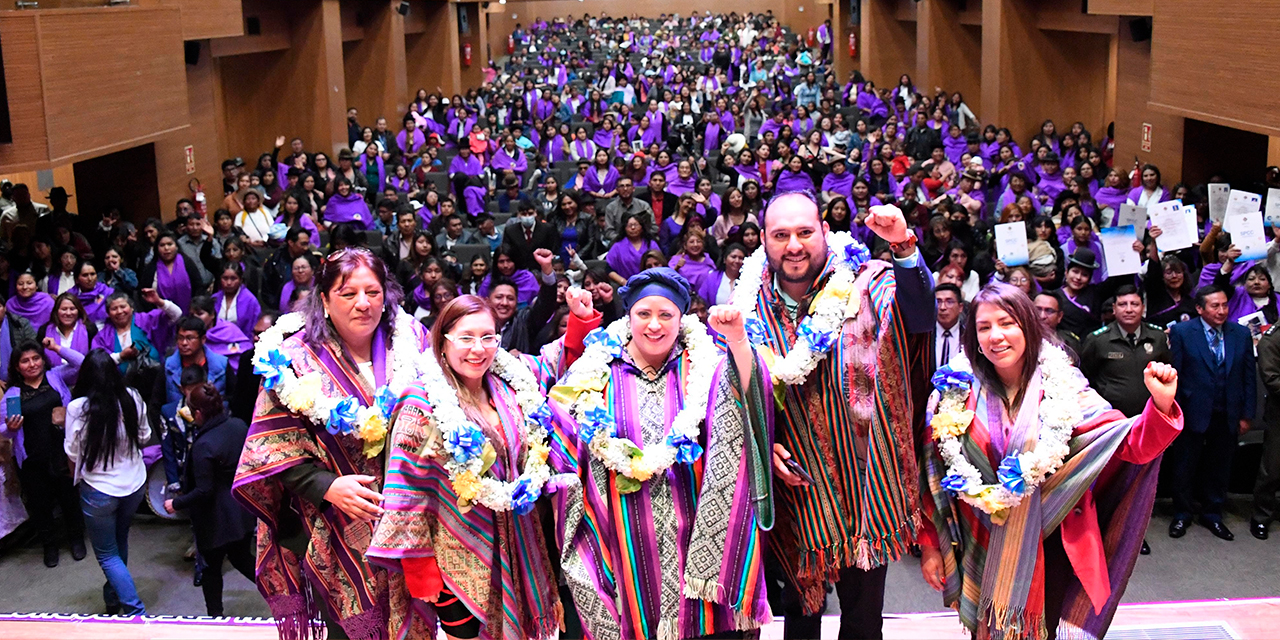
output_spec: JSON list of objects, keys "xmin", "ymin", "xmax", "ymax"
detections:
[{"xmin": 618, "ymin": 267, "xmax": 691, "ymax": 314}]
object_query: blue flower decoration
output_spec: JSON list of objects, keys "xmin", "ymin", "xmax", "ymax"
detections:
[
  {"xmin": 254, "ymin": 349, "xmax": 291, "ymax": 391},
  {"xmin": 445, "ymin": 423, "xmax": 487, "ymax": 463},
  {"xmin": 667, "ymin": 433, "xmax": 704, "ymax": 464},
  {"xmin": 930, "ymin": 366, "xmax": 975, "ymax": 392},
  {"xmin": 797, "ymin": 318, "xmax": 835, "ymax": 354},
  {"xmin": 744, "ymin": 317, "xmax": 769, "ymax": 346},
  {"xmin": 527, "ymin": 402, "xmax": 554, "ymax": 431},
  {"xmin": 584, "ymin": 328, "xmax": 624, "ymax": 358},
  {"xmin": 843, "ymin": 240, "xmax": 871, "ymax": 271},
  {"xmin": 511, "ymin": 478, "xmax": 540, "ymax": 516},
  {"xmin": 374, "ymin": 386, "xmax": 398, "ymax": 421},
  {"xmin": 327, "ymin": 397, "xmax": 359, "ymax": 436},
  {"xmin": 941, "ymin": 473, "xmax": 969, "ymax": 494},
  {"xmin": 997, "ymin": 455, "xmax": 1027, "ymax": 496},
  {"xmin": 579, "ymin": 406, "xmax": 617, "ymax": 445}
]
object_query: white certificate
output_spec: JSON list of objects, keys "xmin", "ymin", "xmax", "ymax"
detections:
[
  {"xmin": 1265, "ymin": 188, "xmax": 1280, "ymax": 227},
  {"xmin": 1227, "ymin": 211, "xmax": 1268, "ymax": 261},
  {"xmin": 1117, "ymin": 204, "xmax": 1147, "ymax": 238},
  {"xmin": 1150, "ymin": 203, "xmax": 1195, "ymax": 253},
  {"xmin": 1208, "ymin": 183, "xmax": 1230, "ymax": 223},
  {"xmin": 994, "ymin": 222, "xmax": 1029, "ymax": 267},
  {"xmin": 1226, "ymin": 189, "xmax": 1262, "ymax": 218},
  {"xmin": 1100, "ymin": 226, "xmax": 1140, "ymax": 276}
]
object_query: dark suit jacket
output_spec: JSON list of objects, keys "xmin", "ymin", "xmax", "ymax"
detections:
[
  {"xmin": 501, "ymin": 222, "xmax": 561, "ymax": 271},
  {"xmin": 639, "ymin": 190, "xmax": 680, "ymax": 225},
  {"xmin": 171, "ymin": 413, "xmax": 257, "ymax": 550},
  {"xmin": 1169, "ymin": 318, "xmax": 1256, "ymax": 433}
]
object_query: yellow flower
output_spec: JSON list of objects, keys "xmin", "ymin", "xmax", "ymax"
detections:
[
  {"xmin": 355, "ymin": 407, "xmax": 388, "ymax": 444},
  {"xmin": 527, "ymin": 441, "xmax": 550, "ymax": 467},
  {"xmin": 453, "ymin": 471, "xmax": 481, "ymax": 504},
  {"xmin": 931, "ymin": 410, "xmax": 974, "ymax": 440},
  {"xmin": 970, "ymin": 487, "xmax": 1008, "ymax": 517},
  {"xmin": 281, "ymin": 372, "xmax": 323, "ymax": 413},
  {"xmin": 629, "ymin": 456, "xmax": 654, "ymax": 482}
]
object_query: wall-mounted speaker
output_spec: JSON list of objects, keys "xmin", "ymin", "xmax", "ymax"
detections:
[
  {"xmin": 1129, "ymin": 17, "xmax": 1152, "ymax": 42},
  {"xmin": 397, "ymin": 1, "xmax": 410, "ymax": 16},
  {"xmin": 245, "ymin": 16, "xmax": 261, "ymax": 36},
  {"xmin": 184, "ymin": 41, "xmax": 201, "ymax": 66}
]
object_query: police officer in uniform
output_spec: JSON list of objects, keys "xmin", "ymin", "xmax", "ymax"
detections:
[
  {"xmin": 1251, "ymin": 324, "xmax": 1280, "ymax": 540},
  {"xmin": 1079, "ymin": 285, "xmax": 1173, "ymax": 556}
]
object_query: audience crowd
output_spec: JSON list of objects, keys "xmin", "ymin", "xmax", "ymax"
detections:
[{"xmin": 1, "ymin": 7, "xmax": 1279, "ymax": 624}]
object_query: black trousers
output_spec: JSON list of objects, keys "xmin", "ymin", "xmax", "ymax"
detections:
[
  {"xmin": 18, "ymin": 460, "xmax": 83, "ymax": 543},
  {"xmin": 775, "ymin": 560, "xmax": 889, "ymax": 640},
  {"xmin": 1169, "ymin": 413, "xmax": 1236, "ymax": 520},
  {"xmin": 199, "ymin": 533, "xmax": 256, "ymax": 617},
  {"xmin": 1253, "ymin": 411, "xmax": 1280, "ymax": 524}
]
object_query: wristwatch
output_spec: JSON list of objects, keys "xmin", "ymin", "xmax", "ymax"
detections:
[{"xmin": 889, "ymin": 229, "xmax": 917, "ymax": 256}]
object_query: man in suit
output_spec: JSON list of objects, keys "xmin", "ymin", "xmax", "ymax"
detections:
[
  {"xmin": 933, "ymin": 283, "xmax": 963, "ymax": 371},
  {"xmin": 1168, "ymin": 285, "xmax": 1256, "ymax": 541},
  {"xmin": 1251, "ymin": 325, "xmax": 1280, "ymax": 540},
  {"xmin": 434, "ymin": 213, "xmax": 478, "ymax": 253},
  {"xmin": 501, "ymin": 201, "xmax": 561, "ymax": 271},
  {"xmin": 639, "ymin": 171, "xmax": 679, "ymax": 227},
  {"xmin": 380, "ymin": 208, "xmax": 419, "ymax": 273}
]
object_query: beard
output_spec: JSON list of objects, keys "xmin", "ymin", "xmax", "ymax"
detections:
[{"xmin": 767, "ymin": 241, "xmax": 828, "ymax": 286}]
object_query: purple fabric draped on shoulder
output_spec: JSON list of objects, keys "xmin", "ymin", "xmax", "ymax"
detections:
[
  {"xmin": 204, "ymin": 320, "xmax": 252, "ymax": 371},
  {"xmin": 670, "ymin": 253, "xmax": 720, "ymax": 304},
  {"xmin": 156, "ymin": 254, "xmax": 194, "ymax": 315},
  {"xmin": 325, "ymin": 193, "xmax": 373, "ymax": 229},
  {"xmin": 43, "ymin": 321, "xmax": 90, "ymax": 368},
  {"xmin": 606, "ymin": 239, "xmax": 660, "ymax": 280},
  {"xmin": 490, "ymin": 148, "xmax": 529, "ymax": 177},
  {"xmin": 9, "ymin": 291, "xmax": 55, "ymax": 327},
  {"xmin": 776, "ymin": 169, "xmax": 815, "ymax": 193},
  {"xmin": 585, "ymin": 166, "xmax": 620, "ymax": 194},
  {"xmin": 212, "ymin": 286, "xmax": 263, "ymax": 339},
  {"xmin": 75, "ymin": 282, "xmax": 114, "ymax": 326},
  {"xmin": 478, "ymin": 269, "xmax": 539, "ymax": 305},
  {"xmin": 275, "ymin": 211, "xmax": 319, "ymax": 237},
  {"xmin": 822, "ymin": 172, "xmax": 855, "ymax": 199},
  {"xmin": 279, "ymin": 277, "xmax": 313, "ymax": 311},
  {"xmin": 667, "ymin": 175, "xmax": 697, "ymax": 197}
]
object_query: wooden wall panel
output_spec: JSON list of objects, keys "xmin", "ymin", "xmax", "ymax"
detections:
[
  {"xmin": 862, "ymin": 0, "xmax": 918, "ymax": 87},
  {"xmin": 917, "ymin": 0, "xmax": 981, "ymax": 111},
  {"xmin": 0, "ymin": 15, "xmax": 50, "ymax": 169},
  {"xmin": 1149, "ymin": 0, "xmax": 1280, "ymax": 137},
  {"xmin": 1087, "ymin": 0, "xmax": 1153, "ymax": 16},
  {"xmin": 458, "ymin": 3, "xmax": 485, "ymax": 90},
  {"xmin": 407, "ymin": 0, "xmax": 461, "ymax": 98},
  {"xmin": 344, "ymin": 0, "xmax": 409, "ymax": 128},
  {"xmin": 155, "ymin": 40, "xmax": 225, "ymax": 217},
  {"xmin": 1113, "ymin": 34, "xmax": 1183, "ymax": 182},
  {"xmin": 156, "ymin": 0, "xmax": 244, "ymax": 40},
  {"xmin": 210, "ymin": 0, "xmax": 291, "ymax": 57},
  {"xmin": 38, "ymin": 8, "xmax": 190, "ymax": 164}
]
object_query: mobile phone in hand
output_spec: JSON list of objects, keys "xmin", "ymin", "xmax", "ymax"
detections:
[
  {"xmin": 5, "ymin": 396, "xmax": 19, "ymax": 418},
  {"xmin": 784, "ymin": 458, "xmax": 816, "ymax": 485}
]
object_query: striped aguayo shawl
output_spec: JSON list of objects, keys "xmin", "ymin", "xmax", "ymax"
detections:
[
  {"xmin": 547, "ymin": 349, "xmax": 775, "ymax": 640},
  {"xmin": 920, "ymin": 355, "xmax": 1161, "ymax": 640},
  {"xmin": 367, "ymin": 341, "xmax": 581, "ymax": 640},
  {"xmin": 232, "ymin": 323, "xmax": 431, "ymax": 640},
  {"xmin": 757, "ymin": 258, "xmax": 920, "ymax": 613}
]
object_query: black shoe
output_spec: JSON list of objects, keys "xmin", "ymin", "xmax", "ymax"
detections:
[
  {"xmin": 70, "ymin": 538, "xmax": 87, "ymax": 561},
  {"xmin": 909, "ymin": 544, "xmax": 922, "ymax": 558},
  {"xmin": 193, "ymin": 569, "xmax": 203, "ymax": 587},
  {"xmin": 105, "ymin": 603, "xmax": 120, "ymax": 616},
  {"xmin": 1251, "ymin": 520, "xmax": 1269, "ymax": 540},
  {"xmin": 1140, "ymin": 539, "xmax": 1151, "ymax": 555},
  {"xmin": 1201, "ymin": 519, "xmax": 1234, "ymax": 541},
  {"xmin": 1168, "ymin": 518, "xmax": 1189, "ymax": 538},
  {"xmin": 43, "ymin": 544, "xmax": 59, "ymax": 568}
]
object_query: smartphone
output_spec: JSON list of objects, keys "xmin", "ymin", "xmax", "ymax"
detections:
[
  {"xmin": 5, "ymin": 396, "xmax": 19, "ymax": 418},
  {"xmin": 783, "ymin": 458, "xmax": 816, "ymax": 486}
]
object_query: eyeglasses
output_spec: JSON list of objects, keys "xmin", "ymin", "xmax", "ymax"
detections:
[{"xmin": 445, "ymin": 334, "xmax": 502, "ymax": 349}]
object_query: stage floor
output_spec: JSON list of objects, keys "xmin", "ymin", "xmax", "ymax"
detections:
[{"xmin": 2, "ymin": 597, "xmax": 1276, "ymax": 639}]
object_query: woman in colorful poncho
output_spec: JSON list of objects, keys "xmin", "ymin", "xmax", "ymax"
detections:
[
  {"xmin": 233, "ymin": 249, "xmax": 431, "ymax": 640},
  {"xmin": 547, "ymin": 268, "xmax": 775, "ymax": 640},
  {"xmin": 918, "ymin": 283, "xmax": 1182, "ymax": 640},
  {"xmin": 367, "ymin": 290, "xmax": 600, "ymax": 640}
]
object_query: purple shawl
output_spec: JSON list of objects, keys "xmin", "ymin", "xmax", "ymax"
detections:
[
  {"xmin": 448, "ymin": 154, "xmax": 484, "ymax": 178},
  {"xmin": 76, "ymin": 282, "xmax": 114, "ymax": 326},
  {"xmin": 355, "ymin": 153, "xmax": 386, "ymax": 191},
  {"xmin": 570, "ymin": 139, "xmax": 597, "ymax": 161},
  {"xmin": 478, "ymin": 269, "xmax": 539, "ymax": 305},
  {"xmin": 629, "ymin": 123, "xmax": 662, "ymax": 148},
  {"xmin": 45, "ymin": 271, "xmax": 75, "ymax": 297},
  {"xmin": 91, "ymin": 306, "xmax": 172, "ymax": 355},
  {"xmin": 943, "ymin": 133, "xmax": 967, "ymax": 166},
  {"xmin": 539, "ymin": 136, "xmax": 568, "ymax": 162},
  {"xmin": 1096, "ymin": 186, "xmax": 1129, "ymax": 219},
  {"xmin": 43, "ymin": 321, "xmax": 90, "ymax": 368},
  {"xmin": 1126, "ymin": 185, "xmax": 1170, "ymax": 207},
  {"xmin": 585, "ymin": 165, "xmax": 620, "ymax": 194},
  {"xmin": 822, "ymin": 172, "xmax": 855, "ymax": 199},
  {"xmin": 703, "ymin": 123, "xmax": 726, "ymax": 156},
  {"xmin": 275, "ymin": 211, "xmax": 319, "ymax": 237},
  {"xmin": 213, "ymin": 286, "xmax": 263, "ymax": 339},
  {"xmin": 462, "ymin": 185, "xmax": 487, "ymax": 217},
  {"xmin": 668, "ymin": 175, "xmax": 697, "ymax": 197},
  {"xmin": 670, "ymin": 253, "xmax": 720, "ymax": 303},
  {"xmin": 490, "ymin": 148, "xmax": 529, "ymax": 176},
  {"xmin": 204, "ymin": 320, "xmax": 252, "ymax": 372},
  {"xmin": 8, "ymin": 292, "xmax": 54, "ymax": 327},
  {"xmin": 156, "ymin": 254, "xmax": 194, "ymax": 315},
  {"xmin": 606, "ymin": 238, "xmax": 660, "ymax": 280},
  {"xmin": 776, "ymin": 169, "xmax": 815, "ymax": 193},
  {"xmin": 1225, "ymin": 285, "xmax": 1279, "ymax": 324},
  {"xmin": 325, "ymin": 192, "xmax": 373, "ymax": 229},
  {"xmin": 279, "ymin": 277, "xmax": 313, "ymax": 311},
  {"xmin": 592, "ymin": 128, "xmax": 619, "ymax": 150},
  {"xmin": 395, "ymin": 129, "xmax": 425, "ymax": 156}
]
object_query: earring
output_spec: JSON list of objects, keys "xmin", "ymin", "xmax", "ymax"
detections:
[{"xmin": 324, "ymin": 307, "xmax": 330, "ymax": 319}]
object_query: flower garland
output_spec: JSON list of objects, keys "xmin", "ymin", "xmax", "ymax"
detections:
[
  {"xmin": 252, "ymin": 311, "xmax": 422, "ymax": 458},
  {"xmin": 555, "ymin": 315, "xmax": 717, "ymax": 494},
  {"xmin": 929, "ymin": 342, "xmax": 1083, "ymax": 521},
  {"xmin": 415, "ymin": 344, "xmax": 554, "ymax": 514},
  {"xmin": 728, "ymin": 231, "xmax": 870, "ymax": 386}
]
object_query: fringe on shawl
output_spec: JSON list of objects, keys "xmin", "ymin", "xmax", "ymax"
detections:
[
  {"xmin": 978, "ymin": 599, "xmax": 1048, "ymax": 640},
  {"xmin": 792, "ymin": 509, "xmax": 922, "ymax": 612},
  {"xmin": 266, "ymin": 592, "xmax": 326, "ymax": 640}
]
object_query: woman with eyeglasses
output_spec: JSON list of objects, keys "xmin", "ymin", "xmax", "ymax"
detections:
[
  {"xmin": 369, "ymin": 289, "xmax": 600, "ymax": 640},
  {"xmin": 234, "ymin": 248, "xmax": 431, "ymax": 640}
]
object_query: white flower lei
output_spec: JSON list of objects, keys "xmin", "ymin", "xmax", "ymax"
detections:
[
  {"xmin": 728, "ymin": 231, "xmax": 869, "ymax": 385},
  {"xmin": 932, "ymin": 342, "xmax": 1083, "ymax": 518},
  {"xmin": 415, "ymin": 344, "xmax": 554, "ymax": 513},
  {"xmin": 560, "ymin": 314, "xmax": 717, "ymax": 483},
  {"xmin": 252, "ymin": 311, "xmax": 422, "ymax": 457}
]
